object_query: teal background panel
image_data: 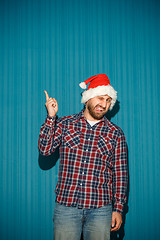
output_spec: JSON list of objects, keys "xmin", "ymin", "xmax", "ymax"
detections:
[{"xmin": 0, "ymin": 0, "xmax": 160, "ymax": 239}]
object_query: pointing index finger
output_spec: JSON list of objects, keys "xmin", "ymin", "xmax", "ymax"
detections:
[{"xmin": 44, "ymin": 90, "xmax": 49, "ymax": 101}]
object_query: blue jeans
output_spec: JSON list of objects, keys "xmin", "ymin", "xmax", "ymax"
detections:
[{"xmin": 53, "ymin": 202, "xmax": 112, "ymax": 240}]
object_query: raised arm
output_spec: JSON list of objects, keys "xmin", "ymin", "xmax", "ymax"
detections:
[{"xmin": 38, "ymin": 91, "xmax": 62, "ymax": 156}]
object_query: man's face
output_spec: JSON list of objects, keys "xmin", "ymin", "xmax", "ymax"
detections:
[{"xmin": 85, "ymin": 95, "xmax": 112, "ymax": 120}]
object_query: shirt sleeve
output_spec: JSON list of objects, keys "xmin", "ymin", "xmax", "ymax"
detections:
[
  {"xmin": 38, "ymin": 115, "xmax": 62, "ymax": 156},
  {"xmin": 112, "ymin": 130, "xmax": 128, "ymax": 214}
]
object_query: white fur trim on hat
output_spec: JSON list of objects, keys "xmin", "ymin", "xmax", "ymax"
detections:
[{"xmin": 81, "ymin": 85, "xmax": 117, "ymax": 110}]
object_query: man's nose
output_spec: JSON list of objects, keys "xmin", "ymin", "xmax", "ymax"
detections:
[{"xmin": 100, "ymin": 101, "xmax": 107, "ymax": 109}]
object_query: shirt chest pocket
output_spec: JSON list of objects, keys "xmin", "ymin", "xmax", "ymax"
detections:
[
  {"xmin": 97, "ymin": 136, "xmax": 116, "ymax": 156},
  {"xmin": 64, "ymin": 129, "xmax": 80, "ymax": 148}
]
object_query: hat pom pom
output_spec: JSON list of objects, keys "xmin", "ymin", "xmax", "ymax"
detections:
[{"xmin": 79, "ymin": 82, "xmax": 87, "ymax": 89}]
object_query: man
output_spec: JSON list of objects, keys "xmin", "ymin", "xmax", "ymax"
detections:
[{"xmin": 38, "ymin": 74, "xmax": 128, "ymax": 240}]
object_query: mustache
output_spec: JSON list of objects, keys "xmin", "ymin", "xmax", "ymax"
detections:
[{"xmin": 94, "ymin": 104, "xmax": 106, "ymax": 110}]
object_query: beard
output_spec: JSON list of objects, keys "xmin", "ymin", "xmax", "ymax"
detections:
[{"xmin": 87, "ymin": 103, "xmax": 108, "ymax": 120}]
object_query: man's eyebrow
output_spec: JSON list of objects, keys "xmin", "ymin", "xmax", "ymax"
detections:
[{"xmin": 100, "ymin": 96, "xmax": 112, "ymax": 100}]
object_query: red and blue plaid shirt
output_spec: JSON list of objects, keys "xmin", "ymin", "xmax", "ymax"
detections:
[{"xmin": 38, "ymin": 110, "xmax": 128, "ymax": 214}]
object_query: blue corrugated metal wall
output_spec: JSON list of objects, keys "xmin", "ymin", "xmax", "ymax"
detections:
[{"xmin": 0, "ymin": 0, "xmax": 160, "ymax": 239}]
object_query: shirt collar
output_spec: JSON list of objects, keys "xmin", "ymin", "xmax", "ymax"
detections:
[{"xmin": 77, "ymin": 109, "xmax": 108, "ymax": 126}]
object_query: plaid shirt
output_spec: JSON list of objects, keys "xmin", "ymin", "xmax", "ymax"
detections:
[{"xmin": 38, "ymin": 110, "xmax": 128, "ymax": 214}]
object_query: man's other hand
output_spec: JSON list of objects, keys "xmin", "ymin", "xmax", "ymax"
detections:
[{"xmin": 111, "ymin": 212, "xmax": 122, "ymax": 232}]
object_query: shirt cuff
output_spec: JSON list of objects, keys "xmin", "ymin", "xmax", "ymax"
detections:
[
  {"xmin": 45, "ymin": 115, "xmax": 56, "ymax": 126},
  {"xmin": 113, "ymin": 203, "xmax": 123, "ymax": 215}
]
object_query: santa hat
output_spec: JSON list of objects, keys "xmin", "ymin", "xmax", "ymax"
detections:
[{"xmin": 79, "ymin": 74, "xmax": 117, "ymax": 110}]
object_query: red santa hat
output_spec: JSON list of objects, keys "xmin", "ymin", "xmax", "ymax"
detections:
[{"xmin": 79, "ymin": 74, "xmax": 117, "ymax": 110}]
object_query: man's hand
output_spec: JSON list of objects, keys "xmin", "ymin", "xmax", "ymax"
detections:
[
  {"xmin": 111, "ymin": 212, "xmax": 122, "ymax": 232},
  {"xmin": 44, "ymin": 90, "xmax": 58, "ymax": 117}
]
